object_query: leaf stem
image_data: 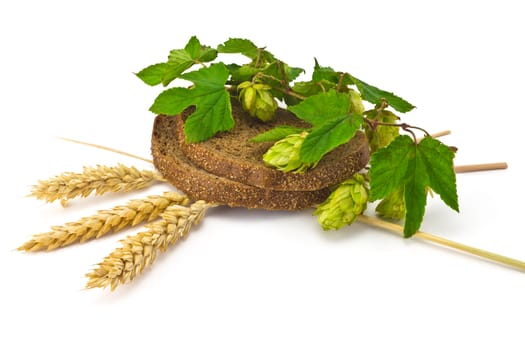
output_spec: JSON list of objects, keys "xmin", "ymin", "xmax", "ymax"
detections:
[
  {"xmin": 357, "ymin": 215, "xmax": 525, "ymax": 272},
  {"xmin": 368, "ymin": 119, "xmax": 432, "ymax": 142}
]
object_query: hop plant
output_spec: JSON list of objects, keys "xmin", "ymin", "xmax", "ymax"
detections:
[
  {"xmin": 365, "ymin": 110, "xmax": 400, "ymax": 153},
  {"xmin": 348, "ymin": 89, "xmax": 365, "ymax": 115},
  {"xmin": 314, "ymin": 174, "xmax": 369, "ymax": 230},
  {"xmin": 375, "ymin": 186, "xmax": 406, "ymax": 220},
  {"xmin": 263, "ymin": 131, "xmax": 317, "ymax": 173},
  {"xmin": 238, "ymin": 81, "xmax": 278, "ymax": 121}
]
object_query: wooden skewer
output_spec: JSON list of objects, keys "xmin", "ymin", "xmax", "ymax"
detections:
[
  {"xmin": 357, "ymin": 215, "xmax": 525, "ymax": 271},
  {"xmin": 416, "ymin": 129, "xmax": 451, "ymax": 142},
  {"xmin": 57, "ymin": 137, "xmax": 154, "ymax": 164},
  {"xmin": 454, "ymin": 162, "xmax": 508, "ymax": 173},
  {"xmin": 428, "ymin": 129, "xmax": 452, "ymax": 139}
]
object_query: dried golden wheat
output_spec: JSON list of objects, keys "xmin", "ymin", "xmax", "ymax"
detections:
[
  {"xmin": 85, "ymin": 200, "xmax": 215, "ymax": 290},
  {"xmin": 30, "ymin": 163, "xmax": 166, "ymax": 205},
  {"xmin": 18, "ymin": 192, "xmax": 189, "ymax": 252}
]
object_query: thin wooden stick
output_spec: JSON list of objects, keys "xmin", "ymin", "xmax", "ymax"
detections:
[
  {"xmin": 454, "ymin": 162, "xmax": 508, "ymax": 173},
  {"xmin": 57, "ymin": 137, "xmax": 153, "ymax": 164},
  {"xmin": 429, "ymin": 130, "xmax": 452, "ymax": 139},
  {"xmin": 357, "ymin": 215, "xmax": 525, "ymax": 271},
  {"xmin": 416, "ymin": 129, "xmax": 451, "ymax": 142}
]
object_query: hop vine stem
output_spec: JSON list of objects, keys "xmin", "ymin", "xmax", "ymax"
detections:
[
  {"xmin": 365, "ymin": 118, "xmax": 431, "ymax": 142},
  {"xmin": 58, "ymin": 137, "xmax": 519, "ymax": 273}
]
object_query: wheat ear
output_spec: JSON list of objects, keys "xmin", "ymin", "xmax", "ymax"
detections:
[
  {"xmin": 30, "ymin": 163, "xmax": 166, "ymax": 206},
  {"xmin": 18, "ymin": 192, "xmax": 189, "ymax": 252},
  {"xmin": 85, "ymin": 200, "xmax": 215, "ymax": 291}
]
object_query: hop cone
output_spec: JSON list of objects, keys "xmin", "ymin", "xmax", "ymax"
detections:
[
  {"xmin": 349, "ymin": 89, "xmax": 365, "ymax": 115},
  {"xmin": 238, "ymin": 82, "xmax": 277, "ymax": 121},
  {"xmin": 263, "ymin": 132, "xmax": 316, "ymax": 173},
  {"xmin": 375, "ymin": 186, "xmax": 406, "ymax": 220},
  {"xmin": 314, "ymin": 174, "xmax": 369, "ymax": 230},
  {"xmin": 365, "ymin": 110, "xmax": 400, "ymax": 153}
]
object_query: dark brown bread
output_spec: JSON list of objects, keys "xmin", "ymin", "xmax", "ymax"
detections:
[
  {"xmin": 176, "ymin": 99, "xmax": 370, "ymax": 191},
  {"xmin": 151, "ymin": 115, "xmax": 332, "ymax": 210}
]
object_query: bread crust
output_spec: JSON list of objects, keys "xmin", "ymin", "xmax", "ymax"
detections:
[
  {"xmin": 175, "ymin": 99, "xmax": 370, "ymax": 191},
  {"xmin": 151, "ymin": 115, "xmax": 332, "ymax": 210}
]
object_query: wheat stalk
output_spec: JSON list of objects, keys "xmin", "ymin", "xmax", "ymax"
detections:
[
  {"xmin": 29, "ymin": 163, "xmax": 166, "ymax": 206},
  {"xmin": 85, "ymin": 200, "xmax": 215, "ymax": 291},
  {"xmin": 18, "ymin": 192, "xmax": 189, "ymax": 252}
]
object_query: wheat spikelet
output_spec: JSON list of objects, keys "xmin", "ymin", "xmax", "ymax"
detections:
[
  {"xmin": 18, "ymin": 192, "xmax": 189, "ymax": 252},
  {"xmin": 85, "ymin": 201, "xmax": 215, "ymax": 291},
  {"xmin": 29, "ymin": 163, "xmax": 166, "ymax": 205}
]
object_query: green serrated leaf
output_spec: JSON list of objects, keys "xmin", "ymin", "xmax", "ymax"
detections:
[
  {"xmin": 217, "ymin": 38, "xmax": 259, "ymax": 58},
  {"xmin": 162, "ymin": 36, "xmax": 218, "ymax": 86},
  {"xmin": 180, "ymin": 63, "xmax": 234, "ymax": 142},
  {"xmin": 200, "ymin": 47, "xmax": 219, "ymax": 62},
  {"xmin": 288, "ymin": 90, "xmax": 351, "ymax": 126},
  {"xmin": 149, "ymin": 87, "xmax": 192, "ymax": 115},
  {"xmin": 369, "ymin": 135, "xmax": 414, "ymax": 201},
  {"xmin": 417, "ymin": 137, "xmax": 459, "ymax": 211},
  {"xmin": 182, "ymin": 62, "xmax": 228, "ymax": 88},
  {"xmin": 230, "ymin": 64, "xmax": 263, "ymax": 82},
  {"xmin": 150, "ymin": 63, "xmax": 234, "ymax": 142},
  {"xmin": 250, "ymin": 126, "xmax": 306, "ymax": 143},
  {"xmin": 350, "ymin": 76, "xmax": 415, "ymax": 113},
  {"xmin": 135, "ymin": 63, "xmax": 168, "ymax": 86},
  {"xmin": 162, "ymin": 59, "xmax": 194, "ymax": 86},
  {"xmin": 312, "ymin": 58, "xmax": 340, "ymax": 83},
  {"xmin": 369, "ymin": 135, "xmax": 458, "ymax": 237},
  {"xmin": 403, "ymin": 153, "xmax": 428, "ymax": 237},
  {"xmin": 185, "ymin": 35, "xmax": 202, "ymax": 58},
  {"xmin": 292, "ymin": 80, "xmax": 336, "ymax": 98},
  {"xmin": 263, "ymin": 61, "xmax": 304, "ymax": 83},
  {"xmin": 184, "ymin": 91, "xmax": 233, "ymax": 142},
  {"xmin": 300, "ymin": 114, "xmax": 363, "ymax": 163}
]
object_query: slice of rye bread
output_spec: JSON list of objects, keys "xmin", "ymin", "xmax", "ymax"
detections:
[
  {"xmin": 175, "ymin": 99, "xmax": 370, "ymax": 191},
  {"xmin": 151, "ymin": 115, "xmax": 332, "ymax": 210}
]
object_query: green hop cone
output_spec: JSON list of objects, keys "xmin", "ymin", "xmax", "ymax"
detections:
[
  {"xmin": 349, "ymin": 89, "xmax": 365, "ymax": 115},
  {"xmin": 263, "ymin": 131, "xmax": 317, "ymax": 173},
  {"xmin": 364, "ymin": 110, "xmax": 400, "ymax": 153},
  {"xmin": 375, "ymin": 186, "xmax": 406, "ymax": 220},
  {"xmin": 314, "ymin": 174, "xmax": 369, "ymax": 230},
  {"xmin": 238, "ymin": 81, "xmax": 257, "ymax": 115},
  {"xmin": 238, "ymin": 82, "xmax": 277, "ymax": 122}
]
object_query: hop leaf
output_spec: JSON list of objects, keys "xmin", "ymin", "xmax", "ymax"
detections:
[
  {"xmin": 263, "ymin": 132, "xmax": 317, "ymax": 173},
  {"xmin": 288, "ymin": 90, "xmax": 364, "ymax": 164},
  {"xmin": 314, "ymin": 174, "xmax": 369, "ymax": 230},
  {"xmin": 369, "ymin": 135, "xmax": 459, "ymax": 237},
  {"xmin": 136, "ymin": 36, "xmax": 217, "ymax": 87},
  {"xmin": 150, "ymin": 63, "xmax": 234, "ymax": 142}
]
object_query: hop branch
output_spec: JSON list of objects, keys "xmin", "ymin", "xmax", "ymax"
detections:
[
  {"xmin": 18, "ymin": 192, "xmax": 189, "ymax": 252},
  {"xmin": 30, "ymin": 163, "xmax": 166, "ymax": 205},
  {"xmin": 85, "ymin": 201, "xmax": 215, "ymax": 291}
]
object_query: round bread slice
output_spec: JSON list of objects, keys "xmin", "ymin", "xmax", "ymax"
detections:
[
  {"xmin": 175, "ymin": 99, "xmax": 370, "ymax": 191},
  {"xmin": 151, "ymin": 115, "xmax": 332, "ymax": 210}
]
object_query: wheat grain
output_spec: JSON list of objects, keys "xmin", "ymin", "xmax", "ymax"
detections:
[
  {"xmin": 18, "ymin": 192, "xmax": 189, "ymax": 252},
  {"xmin": 85, "ymin": 201, "xmax": 215, "ymax": 290},
  {"xmin": 29, "ymin": 163, "xmax": 166, "ymax": 205}
]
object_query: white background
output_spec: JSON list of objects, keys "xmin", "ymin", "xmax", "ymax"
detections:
[{"xmin": 1, "ymin": 1, "xmax": 524, "ymax": 349}]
